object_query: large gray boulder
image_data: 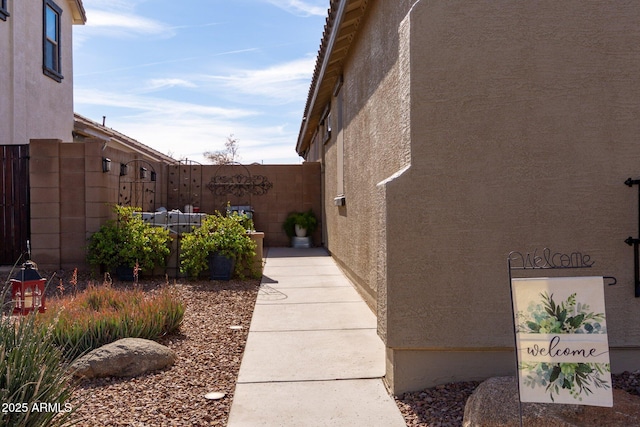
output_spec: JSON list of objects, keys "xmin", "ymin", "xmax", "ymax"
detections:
[
  {"xmin": 463, "ymin": 376, "xmax": 640, "ymax": 427},
  {"xmin": 71, "ymin": 338, "xmax": 176, "ymax": 379}
]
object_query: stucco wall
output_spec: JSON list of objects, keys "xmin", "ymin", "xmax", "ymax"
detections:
[
  {"xmin": 0, "ymin": 0, "xmax": 76, "ymax": 146},
  {"xmin": 0, "ymin": 4, "xmax": 10, "ymax": 140},
  {"xmin": 322, "ymin": 0, "xmax": 413, "ymax": 308},
  {"xmin": 380, "ymin": 1, "xmax": 640, "ymax": 393}
]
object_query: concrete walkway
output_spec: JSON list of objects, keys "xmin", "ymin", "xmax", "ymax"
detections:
[{"xmin": 227, "ymin": 247, "xmax": 406, "ymax": 427}]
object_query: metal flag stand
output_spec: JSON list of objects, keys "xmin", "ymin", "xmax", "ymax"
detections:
[{"xmin": 506, "ymin": 248, "xmax": 616, "ymax": 427}]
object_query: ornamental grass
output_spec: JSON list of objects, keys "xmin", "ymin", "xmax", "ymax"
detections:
[
  {"xmin": 39, "ymin": 283, "xmax": 185, "ymax": 360},
  {"xmin": 0, "ymin": 313, "xmax": 80, "ymax": 427}
]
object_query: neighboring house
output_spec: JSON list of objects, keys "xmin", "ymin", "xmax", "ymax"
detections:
[
  {"xmin": 0, "ymin": 1, "xmax": 175, "ymax": 269},
  {"xmin": 0, "ymin": 0, "xmax": 86, "ymax": 265},
  {"xmin": 0, "ymin": 0, "xmax": 85, "ymax": 145},
  {"xmin": 298, "ymin": 1, "xmax": 640, "ymax": 394}
]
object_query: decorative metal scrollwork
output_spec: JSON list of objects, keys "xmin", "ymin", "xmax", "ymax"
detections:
[
  {"xmin": 118, "ymin": 159, "xmax": 157, "ymax": 211},
  {"xmin": 207, "ymin": 174, "xmax": 273, "ymax": 197}
]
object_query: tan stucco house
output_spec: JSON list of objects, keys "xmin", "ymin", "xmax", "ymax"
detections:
[{"xmin": 297, "ymin": 1, "xmax": 640, "ymax": 394}]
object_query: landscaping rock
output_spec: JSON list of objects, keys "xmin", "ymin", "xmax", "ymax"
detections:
[
  {"xmin": 71, "ymin": 338, "xmax": 176, "ymax": 379},
  {"xmin": 463, "ymin": 376, "xmax": 640, "ymax": 427}
]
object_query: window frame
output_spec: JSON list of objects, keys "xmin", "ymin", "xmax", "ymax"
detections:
[
  {"xmin": 0, "ymin": 0, "xmax": 9, "ymax": 21},
  {"xmin": 320, "ymin": 105, "xmax": 331, "ymax": 144},
  {"xmin": 43, "ymin": 0, "xmax": 63, "ymax": 82}
]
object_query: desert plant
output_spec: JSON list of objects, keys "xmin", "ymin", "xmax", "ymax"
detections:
[
  {"xmin": 87, "ymin": 205, "xmax": 172, "ymax": 273},
  {"xmin": 180, "ymin": 211, "xmax": 257, "ymax": 278},
  {"xmin": 38, "ymin": 284, "xmax": 185, "ymax": 360},
  {"xmin": 0, "ymin": 313, "xmax": 81, "ymax": 427},
  {"xmin": 283, "ymin": 209, "xmax": 318, "ymax": 238}
]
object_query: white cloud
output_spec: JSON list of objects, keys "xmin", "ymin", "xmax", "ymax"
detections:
[
  {"xmin": 140, "ymin": 78, "xmax": 197, "ymax": 93},
  {"xmin": 82, "ymin": 9, "xmax": 174, "ymax": 38},
  {"xmin": 209, "ymin": 56, "xmax": 316, "ymax": 103},
  {"xmin": 74, "ymin": 48, "xmax": 260, "ymax": 78},
  {"xmin": 264, "ymin": 0, "xmax": 328, "ymax": 17},
  {"xmin": 75, "ymin": 88, "xmax": 257, "ymax": 120},
  {"xmin": 82, "ymin": 0, "xmax": 138, "ymax": 11},
  {"xmin": 120, "ymin": 120, "xmax": 303, "ymax": 164},
  {"xmin": 74, "ymin": 88, "xmax": 304, "ymax": 164}
]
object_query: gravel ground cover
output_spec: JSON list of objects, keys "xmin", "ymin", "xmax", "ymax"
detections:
[
  {"xmin": 52, "ymin": 275, "xmax": 260, "ymax": 427},
  {"xmin": 395, "ymin": 371, "xmax": 640, "ymax": 427}
]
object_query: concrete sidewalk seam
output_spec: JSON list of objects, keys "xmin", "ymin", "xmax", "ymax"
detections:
[
  {"xmin": 248, "ymin": 327, "xmax": 377, "ymax": 333},
  {"xmin": 236, "ymin": 376, "xmax": 385, "ymax": 385},
  {"xmin": 256, "ymin": 301, "xmax": 367, "ymax": 305}
]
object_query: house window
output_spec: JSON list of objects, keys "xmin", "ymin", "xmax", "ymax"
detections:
[
  {"xmin": 43, "ymin": 0, "xmax": 63, "ymax": 82},
  {"xmin": 321, "ymin": 106, "xmax": 332, "ymax": 143},
  {"xmin": 0, "ymin": 0, "xmax": 9, "ymax": 21}
]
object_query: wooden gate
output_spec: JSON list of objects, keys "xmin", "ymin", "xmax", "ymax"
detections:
[{"xmin": 0, "ymin": 145, "xmax": 30, "ymax": 265}]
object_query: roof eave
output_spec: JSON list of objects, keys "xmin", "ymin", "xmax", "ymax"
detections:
[
  {"xmin": 67, "ymin": 0, "xmax": 87, "ymax": 24},
  {"xmin": 296, "ymin": 0, "xmax": 368, "ymax": 158}
]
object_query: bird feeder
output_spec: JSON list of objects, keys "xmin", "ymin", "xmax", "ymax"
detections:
[{"xmin": 11, "ymin": 261, "xmax": 46, "ymax": 315}]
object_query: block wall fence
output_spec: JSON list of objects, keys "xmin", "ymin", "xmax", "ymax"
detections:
[{"xmin": 28, "ymin": 139, "xmax": 321, "ymax": 271}]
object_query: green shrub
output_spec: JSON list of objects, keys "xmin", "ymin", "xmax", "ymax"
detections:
[
  {"xmin": 39, "ymin": 284, "xmax": 185, "ymax": 360},
  {"xmin": 180, "ymin": 211, "xmax": 257, "ymax": 278},
  {"xmin": 0, "ymin": 314, "xmax": 80, "ymax": 427},
  {"xmin": 87, "ymin": 205, "xmax": 172, "ymax": 273}
]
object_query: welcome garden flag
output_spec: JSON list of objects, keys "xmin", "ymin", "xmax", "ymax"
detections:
[{"xmin": 511, "ymin": 277, "xmax": 613, "ymax": 407}]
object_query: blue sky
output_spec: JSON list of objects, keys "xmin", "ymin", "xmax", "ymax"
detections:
[{"xmin": 73, "ymin": 0, "xmax": 328, "ymax": 164}]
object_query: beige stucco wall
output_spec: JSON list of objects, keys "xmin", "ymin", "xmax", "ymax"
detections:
[
  {"xmin": 0, "ymin": 6, "xmax": 10, "ymax": 139},
  {"xmin": 0, "ymin": 0, "xmax": 76, "ymax": 146},
  {"xmin": 322, "ymin": 0, "xmax": 413, "ymax": 308},
  {"xmin": 380, "ymin": 1, "xmax": 640, "ymax": 393},
  {"xmin": 318, "ymin": 0, "xmax": 640, "ymax": 394}
]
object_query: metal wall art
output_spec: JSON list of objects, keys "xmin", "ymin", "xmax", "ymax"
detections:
[
  {"xmin": 118, "ymin": 159, "xmax": 157, "ymax": 211},
  {"xmin": 206, "ymin": 174, "xmax": 273, "ymax": 197},
  {"xmin": 167, "ymin": 160, "xmax": 202, "ymax": 211}
]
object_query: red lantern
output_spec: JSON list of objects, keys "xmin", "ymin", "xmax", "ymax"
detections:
[{"xmin": 11, "ymin": 261, "xmax": 46, "ymax": 315}]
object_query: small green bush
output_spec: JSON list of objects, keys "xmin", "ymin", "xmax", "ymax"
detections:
[
  {"xmin": 180, "ymin": 211, "xmax": 257, "ymax": 278},
  {"xmin": 39, "ymin": 284, "xmax": 185, "ymax": 360},
  {"xmin": 0, "ymin": 314, "xmax": 80, "ymax": 427},
  {"xmin": 87, "ymin": 205, "xmax": 172, "ymax": 273}
]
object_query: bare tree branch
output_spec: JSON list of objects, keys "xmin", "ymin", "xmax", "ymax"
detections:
[{"xmin": 204, "ymin": 135, "xmax": 241, "ymax": 164}]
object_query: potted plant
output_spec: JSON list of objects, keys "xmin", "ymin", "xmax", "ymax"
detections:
[
  {"xmin": 283, "ymin": 210, "xmax": 318, "ymax": 238},
  {"xmin": 179, "ymin": 211, "xmax": 257, "ymax": 280},
  {"xmin": 87, "ymin": 205, "xmax": 172, "ymax": 280}
]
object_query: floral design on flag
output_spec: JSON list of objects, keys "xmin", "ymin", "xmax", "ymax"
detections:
[{"xmin": 515, "ymin": 291, "xmax": 610, "ymax": 403}]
